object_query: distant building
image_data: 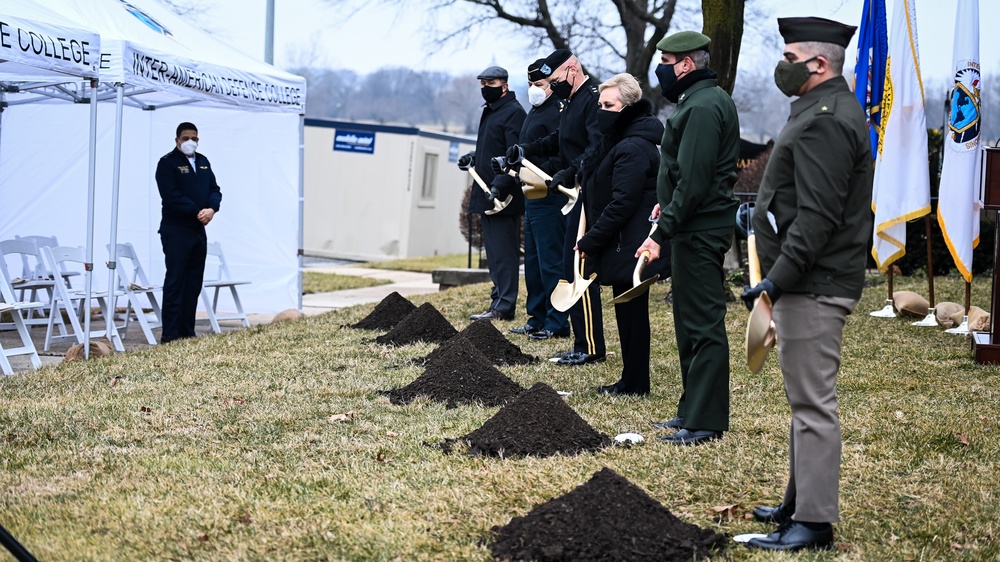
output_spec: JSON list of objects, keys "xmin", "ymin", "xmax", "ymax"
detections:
[{"xmin": 304, "ymin": 119, "xmax": 476, "ymax": 261}]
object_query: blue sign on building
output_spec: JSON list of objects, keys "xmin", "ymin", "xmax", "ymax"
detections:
[
  {"xmin": 449, "ymin": 141, "xmax": 460, "ymax": 163},
  {"xmin": 333, "ymin": 129, "xmax": 376, "ymax": 154}
]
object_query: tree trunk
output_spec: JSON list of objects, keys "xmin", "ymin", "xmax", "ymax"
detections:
[{"xmin": 702, "ymin": 0, "xmax": 744, "ymax": 95}]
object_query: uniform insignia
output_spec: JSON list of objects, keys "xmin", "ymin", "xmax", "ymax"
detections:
[
  {"xmin": 822, "ymin": 106, "xmax": 828, "ymax": 111},
  {"xmin": 199, "ymin": 166, "xmax": 208, "ymax": 170},
  {"xmin": 178, "ymin": 165, "xmax": 190, "ymax": 174}
]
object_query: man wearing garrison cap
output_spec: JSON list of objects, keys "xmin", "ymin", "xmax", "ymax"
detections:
[
  {"xmin": 505, "ymin": 48, "xmax": 607, "ymax": 366},
  {"xmin": 506, "ymin": 58, "xmax": 570, "ymax": 340},
  {"xmin": 459, "ymin": 64, "xmax": 526, "ymax": 321},
  {"xmin": 740, "ymin": 16, "xmax": 872, "ymax": 552},
  {"xmin": 638, "ymin": 30, "xmax": 739, "ymax": 446}
]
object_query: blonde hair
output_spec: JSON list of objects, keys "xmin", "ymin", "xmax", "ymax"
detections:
[{"xmin": 599, "ymin": 73, "xmax": 642, "ymax": 105}]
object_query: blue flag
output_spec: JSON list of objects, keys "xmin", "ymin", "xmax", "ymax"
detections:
[{"xmin": 854, "ymin": 0, "xmax": 888, "ymax": 160}]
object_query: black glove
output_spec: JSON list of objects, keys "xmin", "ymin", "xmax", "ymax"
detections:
[
  {"xmin": 506, "ymin": 144, "xmax": 525, "ymax": 165},
  {"xmin": 457, "ymin": 151, "xmax": 474, "ymax": 171},
  {"xmin": 740, "ymin": 278, "xmax": 782, "ymax": 311},
  {"xmin": 547, "ymin": 167, "xmax": 575, "ymax": 192},
  {"xmin": 490, "ymin": 156, "xmax": 508, "ymax": 176},
  {"xmin": 488, "ymin": 175, "xmax": 505, "ymax": 201}
]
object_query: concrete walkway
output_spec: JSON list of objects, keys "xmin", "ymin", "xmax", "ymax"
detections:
[
  {"xmin": 2, "ymin": 266, "xmax": 436, "ymax": 374},
  {"xmin": 301, "ymin": 266, "xmax": 437, "ymax": 315}
]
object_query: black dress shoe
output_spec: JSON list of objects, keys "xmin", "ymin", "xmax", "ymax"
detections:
[
  {"xmin": 528, "ymin": 329, "xmax": 570, "ymax": 340},
  {"xmin": 470, "ymin": 309, "xmax": 515, "ymax": 321},
  {"xmin": 657, "ymin": 428, "xmax": 722, "ymax": 445},
  {"xmin": 597, "ymin": 381, "xmax": 649, "ymax": 396},
  {"xmin": 752, "ymin": 504, "xmax": 792, "ymax": 525},
  {"xmin": 745, "ymin": 521, "xmax": 833, "ymax": 551},
  {"xmin": 509, "ymin": 324, "xmax": 540, "ymax": 335},
  {"xmin": 651, "ymin": 416, "xmax": 684, "ymax": 430},
  {"xmin": 556, "ymin": 352, "xmax": 606, "ymax": 366}
]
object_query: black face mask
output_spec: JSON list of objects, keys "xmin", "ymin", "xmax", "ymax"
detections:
[
  {"xmin": 655, "ymin": 63, "xmax": 677, "ymax": 98},
  {"xmin": 550, "ymin": 78, "xmax": 572, "ymax": 100},
  {"xmin": 481, "ymin": 85, "xmax": 504, "ymax": 104},
  {"xmin": 596, "ymin": 109, "xmax": 621, "ymax": 134}
]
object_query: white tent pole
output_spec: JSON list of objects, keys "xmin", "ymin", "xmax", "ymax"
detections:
[
  {"xmin": 265, "ymin": 0, "xmax": 275, "ymax": 65},
  {"xmin": 105, "ymin": 83, "xmax": 126, "ymax": 351},
  {"xmin": 83, "ymin": 79, "xmax": 99, "ymax": 360},
  {"xmin": 297, "ymin": 115, "xmax": 304, "ymax": 310}
]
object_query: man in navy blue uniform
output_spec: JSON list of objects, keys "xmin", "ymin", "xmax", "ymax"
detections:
[
  {"xmin": 459, "ymin": 66, "xmax": 526, "ymax": 321},
  {"xmin": 507, "ymin": 58, "xmax": 570, "ymax": 340},
  {"xmin": 155, "ymin": 122, "xmax": 222, "ymax": 343}
]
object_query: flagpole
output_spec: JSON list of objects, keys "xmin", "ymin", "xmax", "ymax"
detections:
[{"xmin": 912, "ymin": 214, "xmax": 939, "ymax": 326}]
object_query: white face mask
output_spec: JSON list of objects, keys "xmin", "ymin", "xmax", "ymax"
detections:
[
  {"xmin": 527, "ymin": 84, "xmax": 548, "ymax": 107},
  {"xmin": 180, "ymin": 139, "xmax": 198, "ymax": 156}
]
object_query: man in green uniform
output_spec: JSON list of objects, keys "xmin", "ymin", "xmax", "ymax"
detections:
[
  {"xmin": 637, "ymin": 31, "xmax": 739, "ymax": 446},
  {"xmin": 740, "ymin": 17, "xmax": 871, "ymax": 551}
]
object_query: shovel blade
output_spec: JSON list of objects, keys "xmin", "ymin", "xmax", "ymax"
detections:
[
  {"xmin": 550, "ymin": 275, "xmax": 596, "ymax": 312},
  {"xmin": 612, "ymin": 275, "xmax": 660, "ymax": 304},
  {"xmin": 484, "ymin": 194, "xmax": 514, "ymax": 216}
]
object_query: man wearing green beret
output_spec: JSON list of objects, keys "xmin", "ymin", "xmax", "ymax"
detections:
[
  {"xmin": 638, "ymin": 30, "xmax": 739, "ymax": 446},
  {"xmin": 739, "ymin": 16, "xmax": 871, "ymax": 552}
]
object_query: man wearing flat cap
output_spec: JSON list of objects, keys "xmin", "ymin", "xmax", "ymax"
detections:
[
  {"xmin": 458, "ymin": 65, "xmax": 526, "ymax": 321},
  {"xmin": 505, "ymin": 48, "xmax": 607, "ymax": 366},
  {"xmin": 638, "ymin": 30, "xmax": 739, "ymax": 446},
  {"xmin": 740, "ymin": 16, "xmax": 872, "ymax": 552},
  {"xmin": 506, "ymin": 58, "xmax": 570, "ymax": 340}
]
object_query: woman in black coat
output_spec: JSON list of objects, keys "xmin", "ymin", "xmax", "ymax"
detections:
[{"xmin": 576, "ymin": 74, "xmax": 667, "ymax": 396}]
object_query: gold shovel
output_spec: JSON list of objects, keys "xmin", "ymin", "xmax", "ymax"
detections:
[
  {"xmin": 612, "ymin": 224, "xmax": 661, "ymax": 304},
  {"xmin": 550, "ymin": 209, "xmax": 597, "ymax": 312},
  {"xmin": 520, "ymin": 158, "xmax": 579, "ymax": 215},
  {"xmin": 468, "ymin": 168, "xmax": 512, "ymax": 215},
  {"xmin": 746, "ymin": 231, "xmax": 777, "ymax": 373}
]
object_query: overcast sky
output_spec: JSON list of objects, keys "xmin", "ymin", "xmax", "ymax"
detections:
[{"xmin": 203, "ymin": 0, "xmax": 999, "ymax": 83}]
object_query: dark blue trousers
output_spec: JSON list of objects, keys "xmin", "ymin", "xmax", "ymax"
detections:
[
  {"xmin": 524, "ymin": 201, "xmax": 569, "ymax": 333},
  {"xmin": 564, "ymin": 202, "xmax": 605, "ymax": 355},
  {"xmin": 160, "ymin": 224, "xmax": 207, "ymax": 343}
]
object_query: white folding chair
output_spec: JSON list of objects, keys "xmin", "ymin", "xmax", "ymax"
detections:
[
  {"xmin": 14, "ymin": 235, "xmax": 79, "ymax": 289},
  {"xmin": 200, "ymin": 241, "xmax": 251, "ymax": 333},
  {"xmin": 41, "ymin": 246, "xmax": 124, "ymax": 353},
  {"xmin": 0, "ymin": 265, "xmax": 44, "ymax": 375},
  {"xmin": 0, "ymin": 239, "xmax": 64, "ymax": 332},
  {"xmin": 108, "ymin": 242, "xmax": 163, "ymax": 345}
]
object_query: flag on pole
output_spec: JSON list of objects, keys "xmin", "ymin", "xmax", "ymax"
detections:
[
  {"xmin": 938, "ymin": 0, "xmax": 982, "ymax": 283},
  {"xmin": 854, "ymin": 0, "xmax": 888, "ymax": 160},
  {"xmin": 870, "ymin": 0, "xmax": 931, "ymax": 270}
]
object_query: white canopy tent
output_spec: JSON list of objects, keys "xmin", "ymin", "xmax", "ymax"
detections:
[{"xmin": 0, "ymin": 0, "xmax": 306, "ymax": 350}]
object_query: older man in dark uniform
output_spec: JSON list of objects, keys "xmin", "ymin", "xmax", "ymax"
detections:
[
  {"xmin": 740, "ymin": 17, "xmax": 871, "ymax": 551},
  {"xmin": 156, "ymin": 122, "xmax": 222, "ymax": 343},
  {"xmin": 459, "ymin": 65, "xmax": 526, "ymax": 321},
  {"xmin": 506, "ymin": 59, "xmax": 570, "ymax": 340},
  {"xmin": 507, "ymin": 49, "xmax": 606, "ymax": 366},
  {"xmin": 637, "ymin": 31, "xmax": 739, "ymax": 445}
]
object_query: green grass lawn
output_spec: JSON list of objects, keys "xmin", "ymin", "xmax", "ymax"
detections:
[
  {"xmin": 360, "ymin": 253, "xmax": 471, "ymax": 273},
  {"xmin": 0, "ymin": 274, "xmax": 997, "ymax": 561},
  {"xmin": 301, "ymin": 271, "xmax": 392, "ymax": 294}
]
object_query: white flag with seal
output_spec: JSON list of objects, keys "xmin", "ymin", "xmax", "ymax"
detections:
[
  {"xmin": 871, "ymin": 0, "xmax": 930, "ymax": 270},
  {"xmin": 938, "ymin": 0, "xmax": 982, "ymax": 282}
]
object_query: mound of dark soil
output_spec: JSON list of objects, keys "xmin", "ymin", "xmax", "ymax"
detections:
[
  {"xmin": 419, "ymin": 320, "xmax": 536, "ymax": 366},
  {"xmin": 491, "ymin": 467, "xmax": 727, "ymax": 561},
  {"xmin": 384, "ymin": 335, "xmax": 524, "ymax": 408},
  {"xmin": 350, "ymin": 291, "xmax": 416, "ymax": 331},
  {"xmin": 447, "ymin": 382, "xmax": 611, "ymax": 458},
  {"xmin": 375, "ymin": 302, "xmax": 458, "ymax": 346}
]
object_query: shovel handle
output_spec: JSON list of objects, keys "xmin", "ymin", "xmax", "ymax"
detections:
[
  {"xmin": 747, "ymin": 233, "xmax": 762, "ymax": 287},
  {"xmin": 633, "ymin": 251, "xmax": 650, "ymax": 285},
  {"xmin": 468, "ymin": 168, "xmax": 492, "ymax": 196}
]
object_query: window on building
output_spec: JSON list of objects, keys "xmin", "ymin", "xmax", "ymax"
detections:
[{"xmin": 420, "ymin": 152, "xmax": 438, "ymax": 202}]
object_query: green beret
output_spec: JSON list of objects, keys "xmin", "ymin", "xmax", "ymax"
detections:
[{"xmin": 656, "ymin": 31, "xmax": 711, "ymax": 54}]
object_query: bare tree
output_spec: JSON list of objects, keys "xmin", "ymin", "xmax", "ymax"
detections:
[{"xmin": 324, "ymin": 0, "xmax": 748, "ymax": 103}]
